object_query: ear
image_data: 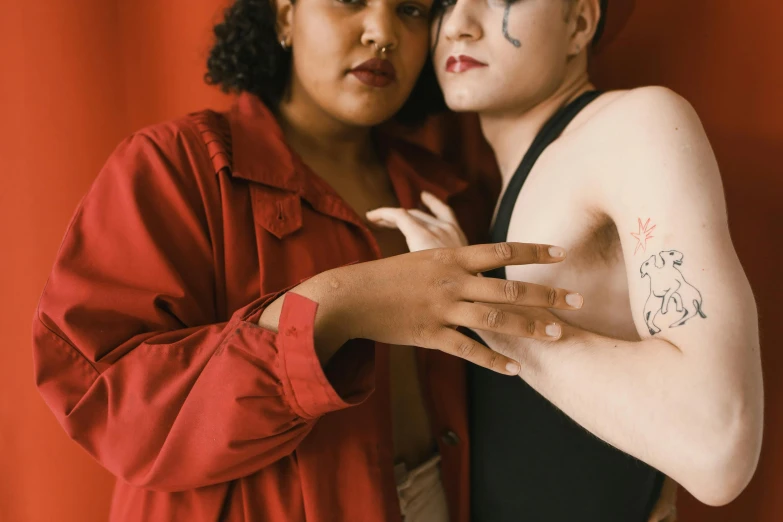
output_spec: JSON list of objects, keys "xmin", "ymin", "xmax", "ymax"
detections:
[
  {"xmin": 274, "ymin": 0, "xmax": 295, "ymax": 46},
  {"xmin": 567, "ymin": 0, "xmax": 602, "ymax": 56}
]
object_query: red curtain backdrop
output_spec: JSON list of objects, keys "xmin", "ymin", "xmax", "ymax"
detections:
[{"xmin": 1, "ymin": 1, "xmax": 779, "ymax": 521}]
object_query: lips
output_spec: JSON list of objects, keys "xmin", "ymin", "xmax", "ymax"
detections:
[
  {"xmin": 350, "ymin": 58, "xmax": 397, "ymax": 88},
  {"xmin": 445, "ymin": 55, "xmax": 488, "ymax": 73}
]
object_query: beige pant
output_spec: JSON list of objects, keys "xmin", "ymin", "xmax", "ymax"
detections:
[{"xmin": 395, "ymin": 454, "xmax": 450, "ymax": 522}]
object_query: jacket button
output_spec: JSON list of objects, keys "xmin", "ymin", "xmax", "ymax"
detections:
[{"xmin": 440, "ymin": 430, "xmax": 461, "ymax": 446}]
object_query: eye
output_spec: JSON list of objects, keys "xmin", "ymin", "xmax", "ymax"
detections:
[
  {"xmin": 439, "ymin": 0, "xmax": 456, "ymax": 9},
  {"xmin": 670, "ymin": 252, "xmax": 674, "ymax": 255},
  {"xmin": 400, "ymin": 2, "xmax": 427, "ymax": 17}
]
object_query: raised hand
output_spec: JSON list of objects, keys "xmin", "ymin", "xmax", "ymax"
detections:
[{"xmin": 367, "ymin": 191, "xmax": 468, "ymax": 251}]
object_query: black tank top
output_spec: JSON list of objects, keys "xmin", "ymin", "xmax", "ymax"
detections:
[{"xmin": 469, "ymin": 91, "xmax": 665, "ymax": 522}]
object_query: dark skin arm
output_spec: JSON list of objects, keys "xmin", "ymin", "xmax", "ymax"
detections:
[{"xmin": 260, "ymin": 242, "xmax": 583, "ymax": 374}]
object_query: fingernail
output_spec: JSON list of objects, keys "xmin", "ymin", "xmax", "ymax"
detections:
[
  {"xmin": 565, "ymin": 293, "xmax": 583, "ymax": 309},
  {"xmin": 506, "ymin": 361, "xmax": 521, "ymax": 375},
  {"xmin": 548, "ymin": 246, "xmax": 566, "ymax": 258},
  {"xmin": 545, "ymin": 323, "xmax": 562, "ymax": 338}
]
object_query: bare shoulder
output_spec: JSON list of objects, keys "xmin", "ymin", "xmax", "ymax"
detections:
[
  {"xmin": 585, "ymin": 86, "xmax": 708, "ymax": 149},
  {"xmin": 620, "ymin": 86, "xmax": 701, "ymax": 127},
  {"xmin": 572, "ymin": 87, "xmax": 717, "ymax": 185},
  {"xmin": 565, "ymin": 87, "xmax": 729, "ymax": 229},
  {"xmin": 605, "ymin": 86, "xmax": 695, "ymax": 114},
  {"xmin": 558, "ymin": 87, "xmax": 707, "ymax": 160}
]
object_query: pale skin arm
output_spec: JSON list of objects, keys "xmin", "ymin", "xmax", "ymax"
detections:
[
  {"xmin": 370, "ymin": 88, "xmax": 764, "ymax": 509},
  {"xmin": 482, "ymin": 88, "xmax": 763, "ymax": 506},
  {"xmin": 370, "ymin": 198, "xmax": 680, "ymax": 522}
]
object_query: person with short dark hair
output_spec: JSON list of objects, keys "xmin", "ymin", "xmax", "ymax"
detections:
[{"xmin": 372, "ymin": 1, "xmax": 763, "ymax": 521}]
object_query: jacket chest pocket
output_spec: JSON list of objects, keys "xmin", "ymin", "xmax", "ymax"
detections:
[{"xmin": 251, "ymin": 186, "xmax": 303, "ymax": 240}]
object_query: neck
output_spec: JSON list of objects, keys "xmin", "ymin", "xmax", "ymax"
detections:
[
  {"xmin": 479, "ymin": 70, "xmax": 595, "ymax": 186},
  {"xmin": 276, "ymin": 86, "xmax": 377, "ymax": 170}
]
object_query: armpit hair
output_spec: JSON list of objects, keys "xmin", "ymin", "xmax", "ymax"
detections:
[{"xmin": 572, "ymin": 210, "xmax": 623, "ymax": 266}]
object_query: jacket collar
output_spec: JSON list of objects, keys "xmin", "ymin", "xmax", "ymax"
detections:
[{"xmin": 225, "ymin": 93, "xmax": 468, "ymax": 204}]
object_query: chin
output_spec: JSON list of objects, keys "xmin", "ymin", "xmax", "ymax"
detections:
[
  {"xmin": 339, "ymin": 104, "xmax": 401, "ymax": 127},
  {"xmin": 443, "ymin": 89, "xmax": 489, "ymax": 113},
  {"xmin": 327, "ymin": 87, "xmax": 407, "ymax": 127}
]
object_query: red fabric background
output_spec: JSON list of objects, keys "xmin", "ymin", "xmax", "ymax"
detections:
[{"xmin": 1, "ymin": 1, "xmax": 779, "ymax": 521}]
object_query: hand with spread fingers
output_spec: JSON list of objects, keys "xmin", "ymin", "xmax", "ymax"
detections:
[
  {"xmin": 359, "ymin": 191, "xmax": 584, "ymax": 368},
  {"xmin": 260, "ymin": 238, "xmax": 584, "ymax": 376}
]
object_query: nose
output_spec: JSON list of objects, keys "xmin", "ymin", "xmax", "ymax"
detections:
[
  {"xmin": 440, "ymin": 0, "xmax": 482, "ymax": 43},
  {"xmin": 360, "ymin": 4, "xmax": 399, "ymax": 54}
]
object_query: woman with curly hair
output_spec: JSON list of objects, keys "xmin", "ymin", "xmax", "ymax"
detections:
[{"xmin": 32, "ymin": 0, "xmax": 580, "ymax": 521}]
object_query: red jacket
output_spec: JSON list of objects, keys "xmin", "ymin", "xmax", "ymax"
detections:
[{"xmin": 33, "ymin": 93, "xmax": 492, "ymax": 521}]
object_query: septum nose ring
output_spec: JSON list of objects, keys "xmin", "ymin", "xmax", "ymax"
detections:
[{"xmin": 375, "ymin": 43, "xmax": 389, "ymax": 56}]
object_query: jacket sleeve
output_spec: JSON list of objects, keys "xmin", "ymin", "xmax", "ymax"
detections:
[{"xmin": 32, "ymin": 129, "xmax": 373, "ymax": 492}]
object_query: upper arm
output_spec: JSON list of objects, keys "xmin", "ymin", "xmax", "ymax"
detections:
[
  {"xmin": 597, "ymin": 88, "xmax": 759, "ymax": 364},
  {"xmin": 39, "ymin": 127, "xmax": 217, "ymax": 365}
]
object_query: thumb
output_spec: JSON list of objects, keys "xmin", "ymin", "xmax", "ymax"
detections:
[
  {"xmin": 366, "ymin": 208, "xmax": 398, "ymax": 229},
  {"xmin": 366, "ymin": 208, "xmax": 429, "ymax": 240}
]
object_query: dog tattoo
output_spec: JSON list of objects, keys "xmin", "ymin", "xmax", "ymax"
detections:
[{"xmin": 640, "ymin": 250, "xmax": 707, "ymax": 335}]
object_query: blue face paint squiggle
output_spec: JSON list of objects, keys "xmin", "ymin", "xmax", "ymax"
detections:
[
  {"xmin": 503, "ymin": 2, "xmax": 521, "ymax": 47},
  {"xmin": 432, "ymin": 0, "xmax": 519, "ymax": 50}
]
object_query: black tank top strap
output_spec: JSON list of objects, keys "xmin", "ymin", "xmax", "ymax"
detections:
[
  {"xmin": 486, "ymin": 90, "xmax": 604, "ymax": 279},
  {"xmin": 469, "ymin": 89, "xmax": 665, "ymax": 522}
]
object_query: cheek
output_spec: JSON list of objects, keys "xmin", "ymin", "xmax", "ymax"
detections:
[
  {"xmin": 291, "ymin": 48, "xmax": 339, "ymax": 103},
  {"xmin": 292, "ymin": 11, "xmax": 350, "ymax": 78},
  {"xmin": 494, "ymin": 16, "xmax": 570, "ymax": 91},
  {"xmin": 430, "ymin": 21, "xmax": 450, "ymax": 79},
  {"xmin": 387, "ymin": 22, "xmax": 430, "ymax": 92},
  {"xmin": 402, "ymin": 22, "xmax": 430, "ymax": 64},
  {"xmin": 430, "ymin": 26, "xmax": 445, "ymax": 62}
]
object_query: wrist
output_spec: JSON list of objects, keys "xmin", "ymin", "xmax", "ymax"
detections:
[
  {"xmin": 294, "ymin": 269, "xmax": 360, "ymax": 363},
  {"xmin": 257, "ymin": 268, "xmax": 362, "ymax": 365}
]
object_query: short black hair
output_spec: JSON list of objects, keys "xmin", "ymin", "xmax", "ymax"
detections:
[
  {"xmin": 593, "ymin": 0, "xmax": 609, "ymax": 45},
  {"xmin": 205, "ymin": 0, "xmax": 446, "ymax": 126}
]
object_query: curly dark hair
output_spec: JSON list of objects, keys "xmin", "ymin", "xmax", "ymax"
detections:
[{"xmin": 205, "ymin": 0, "xmax": 446, "ymax": 126}]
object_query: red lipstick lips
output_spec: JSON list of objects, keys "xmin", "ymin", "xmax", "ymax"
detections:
[
  {"xmin": 445, "ymin": 55, "xmax": 488, "ymax": 73},
  {"xmin": 350, "ymin": 58, "xmax": 397, "ymax": 88}
]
